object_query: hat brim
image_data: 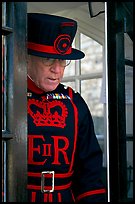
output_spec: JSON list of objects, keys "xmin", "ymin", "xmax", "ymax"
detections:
[{"xmin": 28, "ymin": 48, "xmax": 85, "ymax": 60}]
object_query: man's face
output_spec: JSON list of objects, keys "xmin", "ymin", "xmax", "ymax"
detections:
[{"xmin": 28, "ymin": 55, "xmax": 66, "ymax": 92}]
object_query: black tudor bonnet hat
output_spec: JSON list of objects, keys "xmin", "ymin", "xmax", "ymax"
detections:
[{"xmin": 27, "ymin": 13, "xmax": 85, "ymax": 60}]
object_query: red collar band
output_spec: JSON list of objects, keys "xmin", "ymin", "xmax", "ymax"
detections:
[
  {"xmin": 27, "ymin": 76, "xmax": 44, "ymax": 94},
  {"xmin": 28, "ymin": 42, "xmax": 72, "ymax": 55}
]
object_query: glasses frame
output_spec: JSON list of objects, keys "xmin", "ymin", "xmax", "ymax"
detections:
[{"xmin": 42, "ymin": 58, "xmax": 71, "ymax": 67}]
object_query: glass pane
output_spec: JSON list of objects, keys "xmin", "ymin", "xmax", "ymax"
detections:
[
  {"xmin": 2, "ymin": 2, "xmax": 6, "ymax": 26},
  {"xmin": 63, "ymin": 60, "xmax": 75, "ymax": 77},
  {"xmin": 125, "ymin": 33, "xmax": 133, "ymax": 201},
  {"xmin": 81, "ymin": 78, "xmax": 104, "ymax": 135},
  {"xmin": 2, "ymin": 35, "xmax": 7, "ymax": 131},
  {"xmin": 81, "ymin": 33, "xmax": 103, "ymax": 74},
  {"xmin": 125, "ymin": 69, "xmax": 133, "ymax": 200}
]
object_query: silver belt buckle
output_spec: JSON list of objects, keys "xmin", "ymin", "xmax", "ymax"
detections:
[{"xmin": 41, "ymin": 171, "xmax": 55, "ymax": 193}]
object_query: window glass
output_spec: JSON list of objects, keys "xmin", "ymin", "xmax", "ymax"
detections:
[
  {"xmin": 81, "ymin": 33, "xmax": 103, "ymax": 74},
  {"xmin": 2, "ymin": 35, "xmax": 7, "ymax": 131},
  {"xmin": 81, "ymin": 78, "xmax": 104, "ymax": 135},
  {"xmin": 63, "ymin": 60, "xmax": 75, "ymax": 77},
  {"xmin": 2, "ymin": 2, "xmax": 6, "ymax": 26}
]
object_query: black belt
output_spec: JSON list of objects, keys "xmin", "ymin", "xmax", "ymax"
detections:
[{"xmin": 27, "ymin": 171, "xmax": 73, "ymax": 193}]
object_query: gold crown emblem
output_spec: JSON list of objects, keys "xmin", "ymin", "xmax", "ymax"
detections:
[{"xmin": 28, "ymin": 96, "xmax": 68, "ymax": 128}]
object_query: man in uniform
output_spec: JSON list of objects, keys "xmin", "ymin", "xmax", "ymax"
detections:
[{"xmin": 27, "ymin": 13, "xmax": 106, "ymax": 202}]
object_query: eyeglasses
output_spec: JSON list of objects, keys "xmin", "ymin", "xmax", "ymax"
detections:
[{"xmin": 42, "ymin": 58, "xmax": 71, "ymax": 67}]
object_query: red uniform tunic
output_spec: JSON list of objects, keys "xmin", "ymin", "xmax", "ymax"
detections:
[{"xmin": 27, "ymin": 77, "xmax": 106, "ymax": 202}]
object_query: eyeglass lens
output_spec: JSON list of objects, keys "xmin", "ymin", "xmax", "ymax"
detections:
[{"xmin": 42, "ymin": 58, "xmax": 71, "ymax": 67}]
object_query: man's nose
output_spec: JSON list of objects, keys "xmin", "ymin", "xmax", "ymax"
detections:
[{"xmin": 50, "ymin": 60, "xmax": 62, "ymax": 73}]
